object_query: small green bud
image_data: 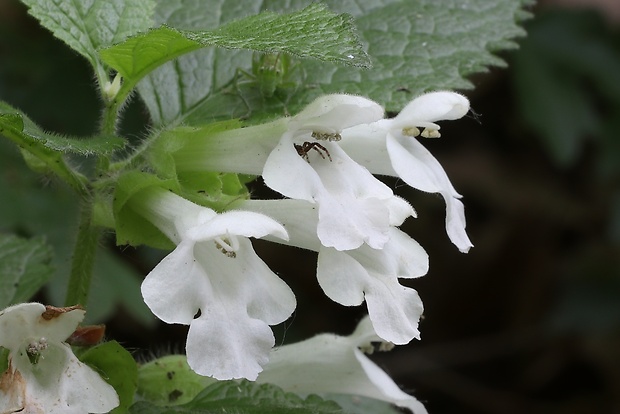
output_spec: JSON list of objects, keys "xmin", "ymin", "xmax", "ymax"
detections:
[{"xmin": 103, "ymin": 73, "xmax": 122, "ymax": 102}]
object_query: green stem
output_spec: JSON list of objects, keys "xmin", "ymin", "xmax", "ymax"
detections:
[
  {"xmin": 101, "ymin": 99, "xmax": 120, "ymax": 137},
  {"xmin": 65, "ymin": 199, "xmax": 101, "ymax": 307}
]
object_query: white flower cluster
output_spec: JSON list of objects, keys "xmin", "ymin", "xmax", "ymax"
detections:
[{"xmin": 135, "ymin": 91, "xmax": 471, "ymax": 411}]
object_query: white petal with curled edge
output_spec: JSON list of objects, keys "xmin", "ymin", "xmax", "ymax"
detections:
[
  {"xmin": 264, "ymin": 136, "xmax": 405, "ymax": 251},
  {"xmin": 167, "ymin": 238, "xmax": 295, "ymax": 380},
  {"xmin": 316, "ymin": 246, "xmax": 367, "ymax": 307},
  {"xmin": 8, "ymin": 345, "xmax": 120, "ymax": 414},
  {"xmin": 305, "ymin": 143, "xmax": 402, "ymax": 251},
  {"xmin": 186, "ymin": 309, "xmax": 274, "ymax": 381},
  {"xmin": 0, "ymin": 303, "xmax": 84, "ymax": 351},
  {"xmin": 318, "ymin": 245, "xmax": 424, "ymax": 345},
  {"xmin": 257, "ymin": 316, "xmax": 428, "ymax": 414},
  {"xmin": 391, "ymin": 91, "xmax": 470, "ymax": 130},
  {"xmin": 186, "ymin": 210, "xmax": 288, "ymax": 242},
  {"xmin": 316, "ymin": 193, "xmax": 390, "ymax": 251},
  {"xmin": 141, "ymin": 240, "xmax": 208, "ymax": 325},
  {"xmin": 386, "ymin": 132, "xmax": 472, "ymax": 252},
  {"xmin": 262, "ymin": 131, "xmax": 322, "ymax": 201},
  {"xmin": 362, "ymin": 276, "xmax": 423, "ymax": 344},
  {"xmin": 237, "ymin": 199, "xmax": 323, "ymax": 252},
  {"xmin": 350, "ymin": 228, "xmax": 429, "ymax": 279},
  {"xmin": 184, "ymin": 239, "xmax": 296, "ymax": 380},
  {"xmin": 292, "ymin": 94, "xmax": 384, "ymax": 133},
  {"xmin": 352, "ymin": 348, "xmax": 428, "ymax": 414}
]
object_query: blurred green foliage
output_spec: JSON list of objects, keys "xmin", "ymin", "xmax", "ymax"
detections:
[{"xmin": 513, "ymin": 10, "xmax": 620, "ymax": 171}]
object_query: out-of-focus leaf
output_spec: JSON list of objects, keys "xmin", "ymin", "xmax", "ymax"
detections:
[
  {"xmin": 0, "ymin": 234, "xmax": 53, "ymax": 308},
  {"xmin": 512, "ymin": 10, "xmax": 620, "ymax": 167}
]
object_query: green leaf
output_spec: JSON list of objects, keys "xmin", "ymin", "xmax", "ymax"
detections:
[
  {"xmin": 136, "ymin": 356, "xmax": 401, "ymax": 413},
  {"xmin": 298, "ymin": 0, "xmax": 532, "ymax": 112},
  {"xmin": 99, "ymin": 3, "xmax": 369, "ymax": 105},
  {"xmin": 0, "ymin": 234, "xmax": 53, "ymax": 308},
  {"xmin": 0, "ymin": 101, "xmax": 125, "ymax": 156},
  {"xmin": 79, "ymin": 341, "xmax": 138, "ymax": 414},
  {"xmin": 19, "ymin": 0, "xmax": 156, "ymax": 79},
  {"xmin": 130, "ymin": 379, "xmax": 344, "ymax": 414},
  {"xmin": 137, "ymin": 0, "xmax": 531, "ymax": 125}
]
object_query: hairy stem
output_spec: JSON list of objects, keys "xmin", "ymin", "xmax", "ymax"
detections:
[{"xmin": 65, "ymin": 199, "xmax": 101, "ymax": 307}]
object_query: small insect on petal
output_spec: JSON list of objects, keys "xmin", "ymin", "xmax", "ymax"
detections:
[{"xmin": 295, "ymin": 142, "xmax": 332, "ymax": 162}]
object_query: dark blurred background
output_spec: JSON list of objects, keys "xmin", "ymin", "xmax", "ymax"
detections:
[{"xmin": 1, "ymin": 0, "xmax": 620, "ymax": 413}]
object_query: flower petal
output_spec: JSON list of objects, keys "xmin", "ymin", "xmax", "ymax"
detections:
[
  {"xmin": 387, "ymin": 132, "xmax": 473, "ymax": 252},
  {"xmin": 185, "ymin": 238, "xmax": 295, "ymax": 380},
  {"xmin": 262, "ymin": 131, "xmax": 322, "ymax": 202},
  {"xmin": 143, "ymin": 234, "xmax": 295, "ymax": 380},
  {"xmin": 237, "ymin": 199, "xmax": 323, "ymax": 252},
  {"xmin": 350, "ymin": 228, "xmax": 429, "ymax": 279},
  {"xmin": 391, "ymin": 91, "xmax": 470, "ymax": 130},
  {"xmin": 187, "ymin": 210, "xmax": 288, "ymax": 242},
  {"xmin": 363, "ymin": 277, "xmax": 423, "ymax": 344},
  {"xmin": 257, "ymin": 316, "xmax": 427, "ymax": 414},
  {"xmin": 318, "ymin": 240, "xmax": 425, "ymax": 344},
  {"xmin": 19, "ymin": 345, "xmax": 119, "ymax": 413},
  {"xmin": 316, "ymin": 246, "xmax": 366, "ymax": 306},
  {"xmin": 0, "ymin": 303, "xmax": 84, "ymax": 351},
  {"xmin": 291, "ymin": 94, "xmax": 384, "ymax": 133},
  {"xmin": 186, "ymin": 309, "xmax": 274, "ymax": 380},
  {"xmin": 141, "ymin": 240, "xmax": 208, "ymax": 325}
]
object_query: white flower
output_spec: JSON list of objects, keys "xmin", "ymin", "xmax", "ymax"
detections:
[
  {"xmin": 258, "ymin": 316, "xmax": 428, "ymax": 414},
  {"xmin": 262, "ymin": 94, "xmax": 414, "ymax": 251},
  {"xmin": 0, "ymin": 303, "xmax": 119, "ymax": 414},
  {"xmin": 138, "ymin": 189, "xmax": 295, "ymax": 380},
  {"xmin": 170, "ymin": 94, "xmax": 414, "ymax": 252},
  {"xmin": 238, "ymin": 199, "xmax": 426, "ymax": 345},
  {"xmin": 339, "ymin": 91, "xmax": 473, "ymax": 253}
]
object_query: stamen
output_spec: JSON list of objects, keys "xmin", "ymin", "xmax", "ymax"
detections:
[
  {"xmin": 402, "ymin": 126, "xmax": 420, "ymax": 137},
  {"xmin": 214, "ymin": 236, "xmax": 237, "ymax": 258},
  {"xmin": 378, "ymin": 342, "xmax": 395, "ymax": 352},
  {"xmin": 359, "ymin": 342, "xmax": 375, "ymax": 355},
  {"xmin": 311, "ymin": 131, "xmax": 342, "ymax": 142},
  {"xmin": 421, "ymin": 128, "xmax": 441, "ymax": 138},
  {"xmin": 26, "ymin": 337, "xmax": 48, "ymax": 364}
]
